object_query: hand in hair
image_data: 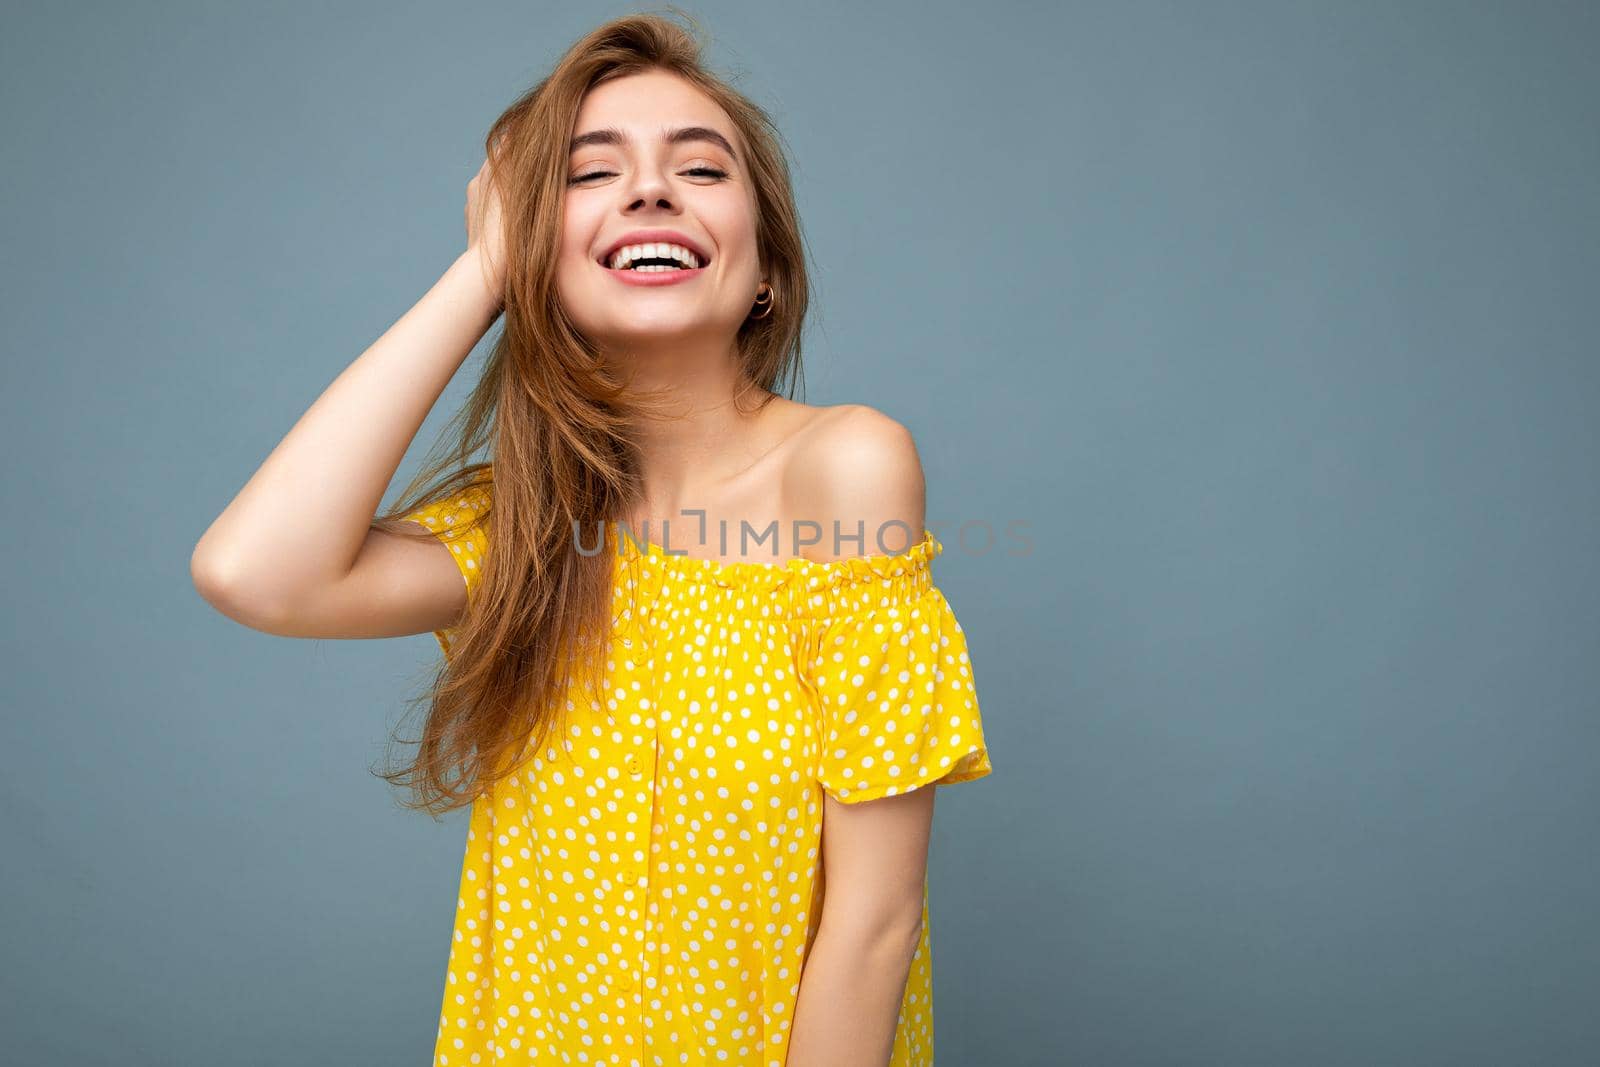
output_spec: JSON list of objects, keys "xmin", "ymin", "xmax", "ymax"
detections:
[{"xmin": 465, "ymin": 152, "xmax": 509, "ymax": 305}]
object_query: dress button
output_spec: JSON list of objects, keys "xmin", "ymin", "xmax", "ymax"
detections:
[
  {"xmin": 626, "ymin": 755, "xmax": 642, "ymax": 775},
  {"xmin": 620, "ymin": 869, "xmax": 637, "ymax": 885},
  {"xmin": 618, "ymin": 972, "xmax": 634, "ymax": 991}
]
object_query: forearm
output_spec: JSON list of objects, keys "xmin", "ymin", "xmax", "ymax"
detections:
[
  {"xmin": 192, "ymin": 249, "xmax": 500, "ymax": 606},
  {"xmin": 786, "ymin": 915, "xmax": 921, "ymax": 1067}
]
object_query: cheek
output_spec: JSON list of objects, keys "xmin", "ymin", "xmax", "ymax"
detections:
[
  {"xmin": 558, "ymin": 225, "xmax": 581, "ymax": 270},
  {"xmin": 716, "ymin": 204, "xmax": 762, "ymax": 277},
  {"xmin": 701, "ymin": 211, "xmax": 759, "ymax": 296},
  {"xmin": 555, "ymin": 215, "xmax": 598, "ymax": 301}
]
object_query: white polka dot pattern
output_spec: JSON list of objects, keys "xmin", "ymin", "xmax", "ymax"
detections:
[
  {"xmin": 807, "ymin": 586, "xmax": 989, "ymax": 805},
  {"xmin": 404, "ymin": 477, "xmax": 994, "ymax": 1066},
  {"xmin": 404, "ymin": 474, "xmax": 491, "ymax": 658}
]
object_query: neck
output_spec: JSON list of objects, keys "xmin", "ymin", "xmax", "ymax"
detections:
[{"xmin": 611, "ymin": 335, "xmax": 770, "ymax": 508}]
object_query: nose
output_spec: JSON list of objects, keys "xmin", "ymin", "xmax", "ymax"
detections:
[{"xmin": 621, "ymin": 162, "xmax": 679, "ymax": 214}]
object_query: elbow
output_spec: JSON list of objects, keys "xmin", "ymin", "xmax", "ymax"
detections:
[
  {"xmin": 878, "ymin": 906, "xmax": 926, "ymax": 965},
  {"xmin": 190, "ymin": 543, "xmax": 292, "ymax": 633},
  {"xmin": 191, "ymin": 524, "xmax": 244, "ymax": 609},
  {"xmin": 191, "ymin": 540, "xmax": 230, "ymax": 608},
  {"xmin": 190, "ymin": 541, "xmax": 229, "ymax": 607},
  {"xmin": 819, "ymin": 901, "xmax": 925, "ymax": 968}
]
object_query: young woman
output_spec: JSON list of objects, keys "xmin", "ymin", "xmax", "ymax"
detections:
[{"xmin": 192, "ymin": 14, "xmax": 992, "ymax": 1066}]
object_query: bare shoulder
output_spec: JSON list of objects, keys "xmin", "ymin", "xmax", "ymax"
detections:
[{"xmin": 783, "ymin": 404, "xmax": 927, "ymax": 560}]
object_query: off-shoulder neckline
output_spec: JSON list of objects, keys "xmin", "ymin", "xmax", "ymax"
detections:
[{"xmin": 614, "ymin": 525, "xmax": 942, "ymax": 579}]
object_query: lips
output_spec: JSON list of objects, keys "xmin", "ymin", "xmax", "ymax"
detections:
[{"xmin": 595, "ymin": 229, "xmax": 713, "ymax": 269}]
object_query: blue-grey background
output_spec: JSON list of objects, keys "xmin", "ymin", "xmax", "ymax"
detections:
[{"xmin": 3, "ymin": 1, "xmax": 1596, "ymax": 1064}]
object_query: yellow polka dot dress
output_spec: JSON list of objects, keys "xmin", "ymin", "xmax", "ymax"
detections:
[{"xmin": 405, "ymin": 475, "xmax": 993, "ymax": 1066}]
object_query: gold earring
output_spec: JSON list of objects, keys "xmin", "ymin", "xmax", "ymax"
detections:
[{"xmin": 750, "ymin": 283, "xmax": 774, "ymax": 320}]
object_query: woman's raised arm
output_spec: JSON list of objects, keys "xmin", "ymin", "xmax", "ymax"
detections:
[{"xmin": 190, "ymin": 155, "xmax": 507, "ymax": 640}]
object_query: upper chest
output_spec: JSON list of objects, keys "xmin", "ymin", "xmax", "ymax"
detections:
[{"xmin": 621, "ymin": 403, "xmax": 847, "ymax": 564}]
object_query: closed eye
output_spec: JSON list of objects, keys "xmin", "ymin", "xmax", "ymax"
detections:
[{"xmin": 568, "ymin": 166, "xmax": 729, "ymax": 185}]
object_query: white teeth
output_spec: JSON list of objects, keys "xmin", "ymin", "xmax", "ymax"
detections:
[{"xmin": 607, "ymin": 242, "xmax": 702, "ymax": 270}]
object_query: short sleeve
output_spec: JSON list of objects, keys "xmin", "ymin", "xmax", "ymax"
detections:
[
  {"xmin": 805, "ymin": 585, "xmax": 993, "ymax": 804},
  {"xmin": 401, "ymin": 472, "xmax": 492, "ymax": 655}
]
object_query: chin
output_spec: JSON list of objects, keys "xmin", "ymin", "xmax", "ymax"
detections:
[{"xmin": 592, "ymin": 312, "xmax": 727, "ymax": 346}]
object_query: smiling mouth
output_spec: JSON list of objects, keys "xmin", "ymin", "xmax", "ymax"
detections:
[{"xmin": 600, "ymin": 242, "xmax": 709, "ymax": 272}]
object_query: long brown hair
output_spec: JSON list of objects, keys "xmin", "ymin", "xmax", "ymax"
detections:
[{"xmin": 372, "ymin": 10, "xmax": 812, "ymax": 817}]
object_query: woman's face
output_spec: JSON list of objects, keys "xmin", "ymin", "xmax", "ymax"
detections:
[{"xmin": 557, "ymin": 69, "xmax": 763, "ymax": 354}]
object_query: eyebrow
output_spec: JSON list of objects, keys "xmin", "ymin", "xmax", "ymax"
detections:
[{"xmin": 569, "ymin": 125, "xmax": 739, "ymax": 161}]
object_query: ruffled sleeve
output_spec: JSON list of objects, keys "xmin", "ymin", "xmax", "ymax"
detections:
[
  {"xmin": 803, "ymin": 569, "xmax": 993, "ymax": 804},
  {"xmin": 401, "ymin": 471, "xmax": 492, "ymax": 656}
]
